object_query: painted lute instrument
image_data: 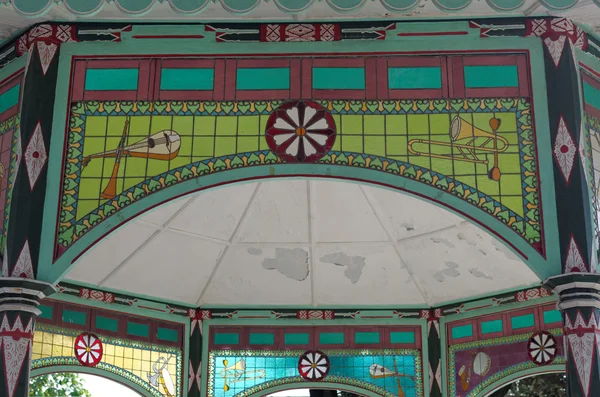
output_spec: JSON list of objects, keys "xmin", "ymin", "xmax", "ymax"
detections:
[{"xmin": 82, "ymin": 129, "xmax": 181, "ymax": 167}]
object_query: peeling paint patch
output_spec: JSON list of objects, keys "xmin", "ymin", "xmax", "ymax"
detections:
[
  {"xmin": 321, "ymin": 252, "xmax": 366, "ymax": 284},
  {"xmin": 430, "ymin": 237, "xmax": 455, "ymax": 248},
  {"xmin": 402, "ymin": 223, "xmax": 415, "ymax": 232},
  {"xmin": 433, "ymin": 261, "xmax": 460, "ymax": 282},
  {"xmin": 492, "ymin": 239, "xmax": 519, "ymax": 261},
  {"xmin": 262, "ymin": 248, "xmax": 309, "ymax": 281},
  {"xmin": 469, "ymin": 268, "xmax": 493, "ymax": 280},
  {"xmin": 247, "ymin": 247, "xmax": 263, "ymax": 256},
  {"xmin": 457, "ymin": 232, "xmax": 477, "ymax": 247}
]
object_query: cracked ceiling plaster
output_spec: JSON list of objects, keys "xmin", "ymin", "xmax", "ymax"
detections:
[{"xmin": 65, "ymin": 179, "xmax": 540, "ymax": 308}]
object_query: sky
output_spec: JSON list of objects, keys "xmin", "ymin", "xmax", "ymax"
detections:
[{"xmin": 79, "ymin": 374, "xmax": 312, "ymax": 397}]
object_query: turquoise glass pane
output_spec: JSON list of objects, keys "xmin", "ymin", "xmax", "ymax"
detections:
[
  {"xmin": 284, "ymin": 333, "xmax": 309, "ymax": 345},
  {"xmin": 214, "ymin": 333, "xmax": 239, "ymax": 345},
  {"xmin": 161, "ymin": 68, "xmax": 214, "ymax": 90},
  {"xmin": 157, "ymin": 327, "xmax": 179, "ymax": 342},
  {"xmin": 95, "ymin": 316, "xmax": 118, "ymax": 332},
  {"xmin": 584, "ymin": 82, "xmax": 600, "ymax": 110},
  {"xmin": 312, "ymin": 67, "xmax": 365, "ymax": 90},
  {"xmin": 0, "ymin": 85, "xmax": 19, "ymax": 114},
  {"xmin": 544, "ymin": 310, "xmax": 562, "ymax": 324},
  {"xmin": 355, "ymin": 332, "xmax": 380, "ymax": 344},
  {"xmin": 388, "ymin": 67, "xmax": 442, "ymax": 89},
  {"xmin": 38, "ymin": 304, "xmax": 53, "ymax": 320},
  {"xmin": 480, "ymin": 319, "xmax": 503, "ymax": 334},
  {"xmin": 319, "ymin": 332, "xmax": 345, "ymax": 344},
  {"xmin": 451, "ymin": 324, "xmax": 473, "ymax": 339},
  {"xmin": 236, "ymin": 68, "xmax": 290, "ymax": 90},
  {"xmin": 464, "ymin": 65, "xmax": 518, "ymax": 88},
  {"xmin": 85, "ymin": 69, "xmax": 139, "ymax": 91},
  {"xmin": 249, "ymin": 333, "xmax": 274, "ymax": 345},
  {"xmin": 511, "ymin": 313, "xmax": 535, "ymax": 329},
  {"xmin": 62, "ymin": 309, "xmax": 86, "ymax": 326},
  {"xmin": 127, "ymin": 322, "xmax": 149, "ymax": 337},
  {"xmin": 389, "ymin": 332, "xmax": 415, "ymax": 344}
]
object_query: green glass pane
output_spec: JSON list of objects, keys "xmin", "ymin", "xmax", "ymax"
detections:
[
  {"xmin": 284, "ymin": 333, "xmax": 309, "ymax": 345},
  {"xmin": 480, "ymin": 319, "xmax": 503, "ymax": 334},
  {"xmin": 95, "ymin": 315, "xmax": 119, "ymax": 332},
  {"xmin": 511, "ymin": 314, "xmax": 535, "ymax": 329},
  {"xmin": 464, "ymin": 66, "xmax": 518, "ymax": 88},
  {"xmin": 215, "ymin": 333, "xmax": 239, "ymax": 345},
  {"xmin": 0, "ymin": 85, "xmax": 20, "ymax": 114},
  {"xmin": 313, "ymin": 68, "xmax": 365, "ymax": 90},
  {"xmin": 319, "ymin": 332, "xmax": 345, "ymax": 345},
  {"xmin": 451, "ymin": 324, "xmax": 473, "ymax": 339},
  {"xmin": 127, "ymin": 322, "xmax": 149, "ymax": 337},
  {"xmin": 157, "ymin": 327, "xmax": 179, "ymax": 342},
  {"xmin": 62, "ymin": 309, "xmax": 86, "ymax": 326},
  {"xmin": 355, "ymin": 332, "xmax": 380, "ymax": 344},
  {"xmin": 85, "ymin": 69, "xmax": 139, "ymax": 91},
  {"xmin": 236, "ymin": 68, "xmax": 290, "ymax": 90},
  {"xmin": 249, "ymin": 333, "xmax": 275, "ymax": 345},
  {"xmin": 161, "ymin": 68, "xmax": 214, "ymax": 90},
  {"xmin": 390, "ymin": 332, "xmax": 415, "ymax": 344},
  {"xmin": 388, "ymin": 67, "xmax": 442, "ymax": 89}
]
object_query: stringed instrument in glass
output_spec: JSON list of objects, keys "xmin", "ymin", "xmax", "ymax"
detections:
[{"xmin": 82, "ymin": 129, "xmax": 181, "ymax": 167}]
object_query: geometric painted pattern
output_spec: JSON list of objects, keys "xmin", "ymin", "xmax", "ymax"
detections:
[
  {"xmin": 24, "ymin": 121, "xmax": 47, "ymax": 190},
  {"xmin": 0, "ymin": 315, "xmax": 34, "ymax": 397},
  {"xmin": 57, "ymin": 98, "xmax": 541, "ymax": 257},
  {"xmin": 564, "ymin": 235, "xmax": 587, "ymax": 273},
  {"xmin": 553, "ymin": 116, "xmax": 577, "ymax": 184}
]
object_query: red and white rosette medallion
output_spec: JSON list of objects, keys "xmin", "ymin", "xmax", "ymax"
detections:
[
  {"xmin": 298, "ymin": 350, "xmax": 330, "ymax": 381},
  {"xmin": 74, "ymin": 332, "xmax": 103, "ymax": 367},
  {"xmin": 527, "ymin": 331, "xmax": 557, "ymax": 365},
  {"xmin": 265, "ymin": 100, "xmax": 336, "ymax": 163}
]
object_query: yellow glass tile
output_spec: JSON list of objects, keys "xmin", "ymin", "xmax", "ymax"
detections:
[
  {"xmin": 104, "ymin": 354, "xmax": 116, "ymax": 366},
  {"xmin": 52, "ymin": 345, "xmax": 62, "ymax": 357},
  {"xmin": 63, "ymin": 336, "xmax": 74, "ymax": 348},
  {"xmin": 124, "ymin": 347, "xmax": 133, "ymax": 359},
  {"xmin": 124, "ymin": 358, "xmax": 133, "ymax": 370},
  {"xmin": 32, "ymin": 341, "xmax": 42, "ymax": 355},
  {"xmin": 42, "ymin": 332, "xmax": 53, "ymax": 345},
  {"xmin": 105, "ymin": 344, "xmax": 115, "ymax": 356},
  {"xmin": 142, "ymin": 350, "xmax": 151, "ymax": 362},
  {"xmin": 62, "ymin": 345, "xmax": 73, "ymax": 356},
  {"xmin": 115, "ymin": 346, "xmax": 124, "ymax": 358},
  {"xmin": 114, "ymin": 356, "xmax": 124, "ymax": 368},
  {"xmin": 133, "ymin": 359, "xmax": 142, "ymax": 371},
  {"xmin": 133, "ymin": 349, "xmax": 142, "ymax": 360},
  {"xmin": 42, "ymin": 343, "xmax": 52, "ymax": 357},
  {"xmin": 32, "ymin": 353, "xmax": 41, "ymax": 360},
  {"xmin": 53, "ymin": 334, "xmax": 64, "ymax": 346},
  {"xmin": 33, "ymin": 332, "xmax": 42, "ymax": 343}
]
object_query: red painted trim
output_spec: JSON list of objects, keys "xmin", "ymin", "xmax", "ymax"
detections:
[
  {"xmin": 450, "ymin": 57, "xmax": 465, "ymax": 98},
  {"xmin": 585, "ymin": 104, "xmax": 600, "ymax": 119},
  {"xmin": 148, "ymin": 59, "xmax": 158, "ymax": 101},
  {"xmin": 301, "ymin": 58, "xmax": 312, "ymax": 98},
  {"xmin": 0, "ymin": 72, "xmax": 21, "ymax": 96},
  {"xmin": 506, "ymin": 307, "xmax": 537, "ymax": 337},
  {"xmin": 0, "ymin": 106, "xmax": 18, "ymax": 123},
  {"xmin": 125, "ymin": 316, "xmax": 154, "ymax": 343},
  {"xmin": 85, "ymin": 59, "xmax": 142, "ymax": 69},
  {"xmin": 516, "ymin": 55, "xmax": 530, "ymax": 97},
  {"xmin": 132, "ymin": 35, "xmax": 205, "ymax": 39},
  {"xmin": 476, "ymin": 313, "xmax": 504, "ymax": 340},
  {"xmin": 365, "ymin": 58, "xmax": 377, "ymax": 100},
  {"xmin": 156, "ymin": 321, "xmax": 184, "ymax": 348},
  {"xmin": 83, "ymin": 90, "xmax": 138, "ymax": 101},
  {"xmin": 137, "ymin": 60, "xmax": 151, "ymax": 101},
  {"xmin": 159, "ymin": 90, "xmax": 214, "ymax": 101},
  {"xmin": 312, "ymin": 89, "xmax": 365, "ymax": 100},
  {"xmin": 312, "ymin": 58, "xmax": 365, "ymax": 68},
  {"xmin": 91, "ymin": 310, "xmax": 121, "ymax": 338},
  {"xmin": 68, "ymin": 172, "xmax": 528, "ymax": 264},
  {"xmin": 397, "ymin": 31, "xmax": 468, "ymax": 37},
  {"xmin": 462, "ymin": 55, "xmax": 518, "ymax": 66},
  {"xmin": 440, "ymin": 57, "xmax": 449, "ymax": 98},
  {"xmin": 465, "ymin": 87, "xmax": 520, "ymax": 98},
  {"xmin": 0, "ymin": 68, "xmax": 24, "ymax": 88},
  {"xmin": 237, "ymin": 59, "xmax": 290, "ymax": 68},
  {"xmin": 224, "ymin": 59, "xmax": 236, "ymax": 100},
  {"xmin": 386, "ymin": 326, "xmax": 421, "ymax": 349},
  {"xmin": 314, "ymin": 326, "xmax": 350, "ymax": 349},
  {"xmin": 236, "ymin": 90, "xmax": 290, "ymax": 101},
  {"xmin": 246, "ymin": 327, "xmax": 282, "ymax": 350},
  {"xmin": 213, "ymin": 59, "xmax": 225, "ymax": 101},
  {"xmin": 160, "ymin": 59, "xmax": 215, "ymax": 69},
  {"xmin": 376, "ymin": 57, "xmax": 388, "ymax": 100},
  {"xmin": 290, "ymin": 58, "xmax": 301, "ymax": 100},
  {"xmin": 282, "ymin": 328, "xmax": 315, "ymax": 349},
  {"xmin": 36, "ymin": 300, "xmax": 59, "ymax": 326},
  {"xmin": 448, "ymin": 319, "xmax": 477, "ymax": 345},
  {"xmin": 387, "ymin": 56, "xmax": 442, "ymax": 67},
  {"xmin": 580, "ymin": 63, "xmax": 600, "ymax": 80},
  {"xmin": 389, "ymin": 88, "xmax": 443, "ymax": 100},
  {"xmin": 209, "ymin": 327, "xmax": 244, "ymax": 350},
  {"xmin": 351, "ymin": 326, "xmax": 383, "ymax": 349},
  {"xmin": 582, "ymin": 71, "xmax": 600, "ymax": 89},
  {"xmin": 59, "ymin": 303, "xmax": 91, "ymax": 332}
]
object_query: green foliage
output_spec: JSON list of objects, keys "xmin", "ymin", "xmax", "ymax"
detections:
[
  {"xmin": 501, "ymin": 374, "xmax": 567, "ymax": 397},
  {"xmin": 29, "ymin": 373, "xmax": 92, "ymax": 397}
]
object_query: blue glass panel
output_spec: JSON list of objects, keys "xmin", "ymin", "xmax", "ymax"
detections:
[
  {"xmin": 312, "ymin": 67, "xmax": 366, "ymax": 90},
  {"xmin": 214, "ymin": 333, "xmax": 239, "ymax": 345},
  {"xmin": 480, "ymin": 319, "xmax": 503, "ymax": 334},
  {"xmin": 584, "ymin": 82, "xmax": 600, "ymax": 110},
  {"xmin": 451, "ymin": 324, "xmax": 473, "ymax": 339},
  {"xmin": 388, "ymin": 67, "xmax": 442, "ymax": 89},
  {"xmin": 236, "ymin": 68, "xmax": 290, "ymax": 90},
  {"xmin": 389, "ymin": 332, "xmax": 415, "ymax": 344},
  {"xmin": 511, "ymin": 313, "xmax": 535, "ymax": 329},
  {"xmin": 85, "ymin": 69, "xmax": 139, "ymax": 91},
  {"xmin": 543, "ymin": 310, "xmax": 562, "ymax": 324},
  {"xmin": 160, "ymin": 68, "xmax": 214, "ymax": 90},
  {"xmin": 0, "ymin": 85, "xmax": 20, "ymax": 114}
]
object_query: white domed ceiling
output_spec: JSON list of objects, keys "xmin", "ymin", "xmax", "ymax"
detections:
[{"xmin": 65, "ymin": 179, "xmax": 541, "ymax": 308}]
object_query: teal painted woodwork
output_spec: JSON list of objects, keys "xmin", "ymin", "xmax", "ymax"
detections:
[
  {"xmin": 95, "ymin": 315, "xmax": 119, "ymax": 332},
  {"xmin": 160, "ymin": 68, "xmax": 214, "ymax": 90},
  {"xmin": 584, "ymin": 82, "xmax": 600, "ymax": 110},
  {"xmin": 236, "ymin": 68, "xmax": 290, "ymax": 90},
  {"xmin": 214, "ymin": 333, "xmax": 240, "ymax": 345},
  {"xmin": 319, "ymin": 332, "xmax": 345, "ymax": 344},
  {"xmin": 480, "ymin": 319, "xmax": 503, "ymax": 334},
  {"xmin": 157, "ymin": 327, "xmax": 179, "ymax": 342},
  {"xmin": 511, "ymin": 313, "xmax": 535, "ymax": 329},
  {"xmin": 62, "ymin": 309, "xmax": 87, "ymax": 326},
  {"xmin": 284, "ymin": 333, "xmax": 309, "ymax": 345},
  {"xmin": 355, "ymin": 332, "xmax": 381, "ymax": 344},
  {"xmin": 451, "ymin": 324, "xmax": 473, "ymax": 339},
  {"xmin": 389, "ymin": 331, "xmax": 415, "ymax": 344},
  {"xmin": 543, "ymin": 309, "xmax": 562, "ymax": 324},
  {"xmin": 0, "ymin": 85, "xmax": 20, "ymax": 114},
  {"xmin": 38, "ymin": 304, "xmax": 53, "ymax": 320},
  {"xmin": 464, "ymin": 65, "xmax": 519, "ymax": 88},
  {"xmin": 312, "ymin": 68, "xmax": 366, "ymax": 90},
  {"xmin": 388, "ymin": 67, "xmax": 442, "ymax": 89},
  {"xmin": 249, "ymin": 333, "xmax": 275, "ymax": 345},
  {"xmin": 127, "ymin": 322, "xmax": 149, "ymax": 337},
  {"xmin": 84, "ymin": 69, "xmax": 139, "ymax": 91}
]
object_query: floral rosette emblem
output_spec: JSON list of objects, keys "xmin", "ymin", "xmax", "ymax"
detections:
[
  {"xmin": 74, "ymin": 332, "xmax": 103, "ymax": 367},
  {"xmin": 527, "ymin": 331, "xmax": 557, "ymax": 366},
  {"xmin": 265, "ymin": 100, "xmax": 336, "ymax": 162},
  {"xmin": 298, "ymin": 350, "xmax": 330, "ymax": 381}
]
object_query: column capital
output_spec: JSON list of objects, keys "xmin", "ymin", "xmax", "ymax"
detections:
[
  {"xmin": 0, "ymin": 277, "xmax": 56, "ymax": 316},
  {"xmin": 544, "ymin": 273, "xmax": 600, "ymax": 311}
]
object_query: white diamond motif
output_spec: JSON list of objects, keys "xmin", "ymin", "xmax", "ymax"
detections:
[
  {"xmin": 24, "ymin": 122, "xmax": 47, "ymax": 190},
  {"xmin": 553, "ymin": 116, "xmax": 577, "ymax": 183},
  {"xmin": 544, "ymin": 36, "xmax": 566, "ymax": 68},
  {"xmin": 565, "ymin": 236, "xmax": 586, "ymax": 272},
  {"xmin": 11, "ymin": 240, "xmax": 34, "ymax": 279}
]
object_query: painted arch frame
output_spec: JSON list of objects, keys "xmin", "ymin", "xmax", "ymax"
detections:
[{"xmin": 37, "ymin": 25, "xmax": 559, "ymax": 285}]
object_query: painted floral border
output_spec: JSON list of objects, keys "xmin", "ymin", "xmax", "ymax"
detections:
[
  {"xmin": 57, "ymin": 99, "xmax": 541, "ymax": 255},
  {"xmin": 34, "ymin": 324, "xmax": 183, "ymax": 397},
  {"xmin": 447, "ymin": 328, "xmax": 564, "ymax": 397},
  {"xmin": 207, "ymin": 349, "xmax": 423, "ymax": 397}
]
